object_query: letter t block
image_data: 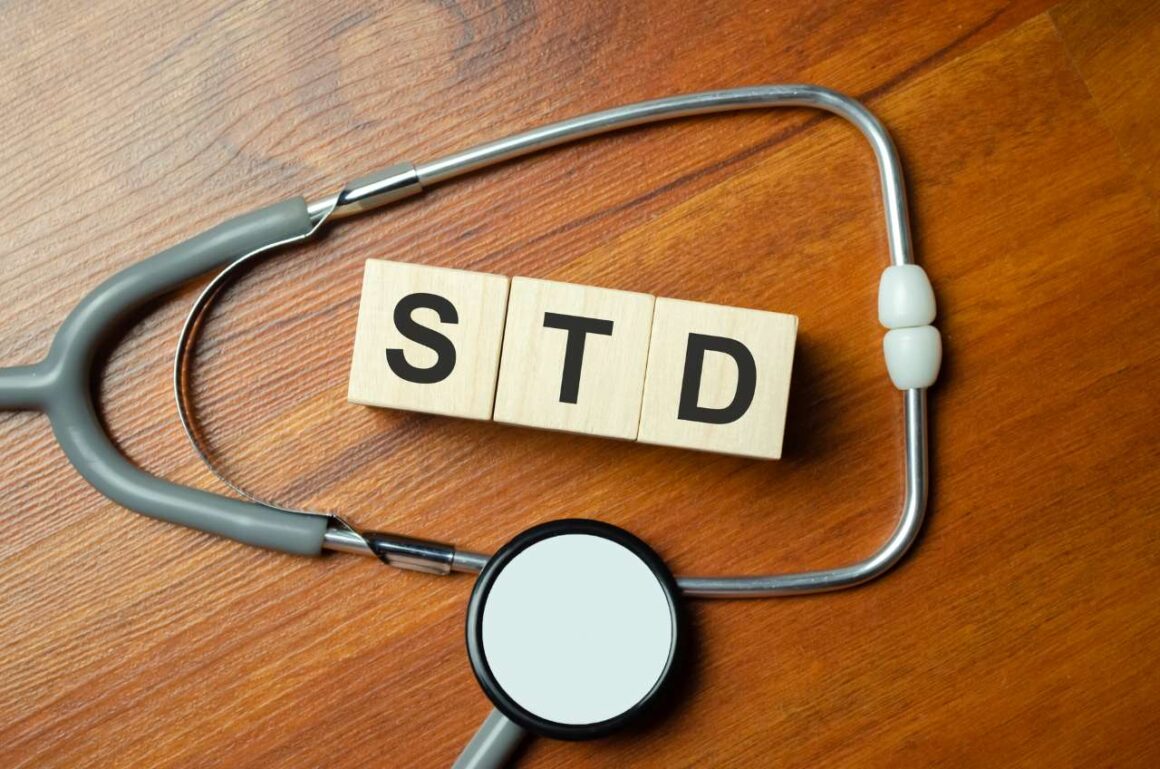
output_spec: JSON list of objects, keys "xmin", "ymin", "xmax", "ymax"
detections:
[
  {"xmin": 638, "ymin": 298, "xmax": 797, "ymax": 459},
  {"xmin": 493, "ymin": 277, "xmax": 655, "ymax": 440}
]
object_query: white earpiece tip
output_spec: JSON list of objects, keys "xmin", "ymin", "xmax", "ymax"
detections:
[
  {"xmin": 879, "ymin": 265, "xmax": 936, "ymax": 328},
  {"xmin": 883, "ymin": 325, "xmax": 941, "ymax": 389}
]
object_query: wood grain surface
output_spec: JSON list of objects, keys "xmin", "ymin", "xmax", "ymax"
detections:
[{"xmin": 2, "ymin": 1, "xmax": 1158, "ymax": 767}]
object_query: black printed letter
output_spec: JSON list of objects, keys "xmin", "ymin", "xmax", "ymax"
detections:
[
  {"xmin": 542, "ymin": 312, "xmax": 615, "ymax": 404},
  {"xmin": 677, "ymin": 333, "xmax": 756, "ymax": 424},
  {"xmin": 386, "ymin": 293, "xmax": 458, "ymax": 384}
]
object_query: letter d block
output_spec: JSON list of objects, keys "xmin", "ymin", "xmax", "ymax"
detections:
[
  {"xmin": 348, "ymin": 259, "xmax": 511, "ymax": 420},
  {"xmin": 638, "ymin": 298, "xmax": 797, "ymax": 459},
  {"xmin": 493, "ymin": 277, "xmax": 655, "ymax": 440}
]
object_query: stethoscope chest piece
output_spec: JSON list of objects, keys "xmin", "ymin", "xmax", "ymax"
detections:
[{"xmin": 466, "ymin": 519, "xmax": 682, "ymax": 741}]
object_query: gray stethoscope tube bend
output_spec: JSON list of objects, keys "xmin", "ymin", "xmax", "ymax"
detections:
[{"xmin": 0, "ymin": 85, "xmax": 927, "ymax": 600}]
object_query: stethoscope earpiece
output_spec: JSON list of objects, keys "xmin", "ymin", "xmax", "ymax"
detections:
[{"xmin": 465, "ymin": 519, "xmax": 682, "ymax": 744}]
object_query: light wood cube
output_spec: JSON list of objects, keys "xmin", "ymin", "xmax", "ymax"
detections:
[
  {"xmin": 347, "ymin": 259, "xmax": 511, "ymax": 420},
  {"xmin": 638, "ymin": 297, "xmax": 797, "ymax": 459},
  {"xmin": 493, "ymin": 277, "xmax": 655, "ymax": 440}
]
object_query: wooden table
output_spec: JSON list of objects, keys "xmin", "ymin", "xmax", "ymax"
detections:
[{"xmin": 2, "ymin": 1, "xmax": 1157, "ymax": 766}]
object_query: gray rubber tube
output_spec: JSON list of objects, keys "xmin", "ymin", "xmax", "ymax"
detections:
[
  {"xmin": 0, "ymin": 198, "xmax": 329, "ymax": 555},
  {"xmin": 452, "ymin": 709, "xmax": 527, "ymax": 769}
]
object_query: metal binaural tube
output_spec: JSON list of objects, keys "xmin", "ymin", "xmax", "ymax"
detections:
[
  {"xmin": 676, "ymin": 388, "xmax": 927, "ymax": 597},
  {"xmin": 311, "ymin": 86, "xmax": 928, "ymax": 598},
  {"xmin": 413, "ymin": 85, "xmax": 911, "ymax": 267},
  {"xmin": 307, "ymin": 162, "xmax": 424, "ymax": 224}
]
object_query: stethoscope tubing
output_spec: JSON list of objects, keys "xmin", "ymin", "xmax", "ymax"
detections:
[{"xmin": 0, "ymin": 85, "xmax": 927, "ymax": 599}]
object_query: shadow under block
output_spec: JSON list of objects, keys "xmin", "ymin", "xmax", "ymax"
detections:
[
  {"xmin": 638, "ymin": 297, "xmax": 798, "ymax": 460},
  {"xmin": 347, "ymin": 259, "xmax": 511, "ymax": 420},
  {"xmin": 493, "ymin": 277, "xmax": 655, "ymax": 440}
]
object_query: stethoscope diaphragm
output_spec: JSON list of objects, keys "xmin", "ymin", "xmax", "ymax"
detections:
[{"xmin": 465, "ymin": 519, "xmax": 682, "ymax": 741}]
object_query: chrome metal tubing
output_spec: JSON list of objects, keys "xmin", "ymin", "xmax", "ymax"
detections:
[
  {"xmin": 413, "ymin": 85, "xmax": 911, "ymax": 267},
  {"xmin": 678, "ymin": 389, "xmax": 927, "ymax": 597},
  {"xmin": 323, "ymin": 527, "xmax": 490, "ymax": 575},
  {"xmin": 320, "ymin": 527, "xmax": 373, "ymax": 555},
  {"xmin": 364, "ymin": 531, "xmax": 457, "ymax": 575},
  {"xmin": 302, "ymin": 84, "xmax": 927, "ymax": 597},
  {"xmin": 308, "ymin": 162, "xmax": 424, "ymax": 225},
  {"xmin": 452, "ymin": 549, "xmax": 491, "ymax": 573}
]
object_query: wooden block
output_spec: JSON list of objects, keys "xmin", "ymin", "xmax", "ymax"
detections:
[
  {"xmin": 493, "ymin": 277, "xmax": 654, "ymax": 440},
  {"xmin": 637, "ymin": 298, "xmax": 797, "ymax": 460},
  {"xmin": 347, "ymin": 259, "xmax": 510, "ymax": 420}
]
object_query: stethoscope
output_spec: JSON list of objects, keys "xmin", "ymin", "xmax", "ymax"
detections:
[{"xmin": 0, "ymin": 85, "xmax": 940, "ymax": 768}]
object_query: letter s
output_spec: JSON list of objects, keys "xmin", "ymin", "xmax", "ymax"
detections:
[{"xmin": 385, "ymin": 293, "xmax": 458, "ymax": 384}]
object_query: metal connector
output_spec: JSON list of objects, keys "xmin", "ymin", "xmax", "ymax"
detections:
[
  {"xmin": 323, "ymin": 526, "xmax": 487, "ymax": 575},
  {"xmin": 365, "ymin": 532, "xmax": 456, "ymax": 575},
  {"xmin": 308, "ymin": 162, "xmax": 424, "ymax": 225}
]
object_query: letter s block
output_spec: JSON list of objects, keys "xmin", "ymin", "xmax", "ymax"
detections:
[
  {"xmin": 638, "ymin": 298, "xmax": 797, "ymax": 459},
  {"xmin": 493, "ymin": 277, "xmax": 655, "ymax": 440},
  {"xmin": 348, "ymin": 259, "xmax": 511, "ymax": 420}
]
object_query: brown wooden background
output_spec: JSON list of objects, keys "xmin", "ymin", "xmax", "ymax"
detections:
[{"xmin": 2, "ymin": 1, "xmax": 1157, "ymax": 766}]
